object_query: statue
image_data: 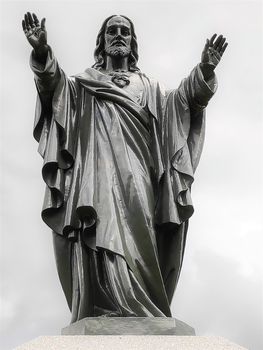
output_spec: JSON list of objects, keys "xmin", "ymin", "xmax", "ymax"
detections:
[{"xmin": 22, "ymin": 12, "xmax": 227, "ymax": 323}]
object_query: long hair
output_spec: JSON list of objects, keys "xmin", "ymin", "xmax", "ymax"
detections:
[{"xmin": 92, "ymin": 15, "xmax": 140, "ymax": 72}]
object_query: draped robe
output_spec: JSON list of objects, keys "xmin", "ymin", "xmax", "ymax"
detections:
[{"xmin": 31, "ymin": 49, "xmax": 217, "ymax": 322}]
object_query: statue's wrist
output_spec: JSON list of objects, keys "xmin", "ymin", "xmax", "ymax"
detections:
[
  {"xmin": 34, "ymin": 45, "xmax": 49, "ymax": 63},
  {"xmin": 200, "ymin": 62, "xmax": 215, "ymax": 81}
]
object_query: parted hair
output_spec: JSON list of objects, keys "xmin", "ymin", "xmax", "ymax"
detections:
[{"xmin": 92, "ymin": 15, "xmax": 140, "ymax": 72}]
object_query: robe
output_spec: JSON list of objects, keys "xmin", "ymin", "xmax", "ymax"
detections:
[{"xmin": 31, "ymin": 49, "xmax": 217, "ymax": 322}]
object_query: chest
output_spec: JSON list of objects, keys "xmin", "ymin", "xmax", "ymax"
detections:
[
  {"xmin": 107, "ymin": 71, "xmax": 146, "ymax": 106},
  {"xmin": 122, "ymin": 73, "xmax": 145, "ymax": 105}
]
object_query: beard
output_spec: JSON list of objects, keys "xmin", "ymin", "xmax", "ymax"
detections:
[{"xmin": 105, "ymin": 45, "xmax": 131, "ymax": 58}]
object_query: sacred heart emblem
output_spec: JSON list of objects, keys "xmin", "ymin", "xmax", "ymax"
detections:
[{"xmin": 110, "ymin": 72, "xmax": 130, "ymax": 88}]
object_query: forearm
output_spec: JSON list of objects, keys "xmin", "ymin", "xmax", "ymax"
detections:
[
  {"xmin": 199, "ymin": 62, "xmax": 214, "ymax": 82},
  {"xmin": 33, "ymin": 44, "xmax": 49, "ymax": 65},
  {"xmin": 177, "ymin": 64, "xmax": 217, "ymax": 111},
  {"xmin": 30, "ymin": 45, "xmax": 61, "ymax": 93}
]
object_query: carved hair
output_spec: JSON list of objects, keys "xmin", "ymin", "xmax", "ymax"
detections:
[{"xmin": 92, "ymin": 15, "xmax": 140, "ymax": 72}]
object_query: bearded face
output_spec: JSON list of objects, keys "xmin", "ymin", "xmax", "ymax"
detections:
[
  {"xmin": 104, "ymin": 16, "xmax": 132, "ymax": 59},
  {"xmin": 105, "ymin": 45, "xmax": 130, "ymax": 58}
]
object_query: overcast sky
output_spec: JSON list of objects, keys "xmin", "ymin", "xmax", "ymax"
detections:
[{"xmin": 1, "ymin": 1, "xmax": 262, "ymax": 349}]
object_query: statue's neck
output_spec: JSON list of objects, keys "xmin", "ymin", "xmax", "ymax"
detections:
[{"xmin": 105, "ymin": 55, "xmax": 129, "ymax": 72}]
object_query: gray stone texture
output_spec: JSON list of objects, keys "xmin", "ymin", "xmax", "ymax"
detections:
[{"xmin": 61, "ymin": 317, "xmax": 195, "ymax": 335}]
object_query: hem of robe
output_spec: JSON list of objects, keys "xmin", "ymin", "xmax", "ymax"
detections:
[{"xmin": 53, "ymin": 231, "xmax": 170, "ymax": 321}]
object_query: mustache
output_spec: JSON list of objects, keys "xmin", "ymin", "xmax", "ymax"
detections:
[{"xmin": 110, "ymin": 40, "xmax": 127, "ymax": 47}]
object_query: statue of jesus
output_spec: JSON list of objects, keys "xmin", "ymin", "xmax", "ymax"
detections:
[{"xmin": 22, "ymin": 12, "xmax": 227, "ymax": 323}]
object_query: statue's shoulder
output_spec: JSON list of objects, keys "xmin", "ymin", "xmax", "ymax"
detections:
[
  {"xmin": 139, "ymin": 71, "xmax": 157, "ymax": 84},
  {"xmin": 72, "ymin": 67, "xmax": 101, "ymax": 81},
  {"xmin": 139, "ymin": 72, "xmax": 167, "ymax": 99}
]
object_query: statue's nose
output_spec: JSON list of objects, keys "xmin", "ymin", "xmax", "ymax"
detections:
[{"xmin": 116, "ymin": 28, "xmax": 123, "ymax": 37}]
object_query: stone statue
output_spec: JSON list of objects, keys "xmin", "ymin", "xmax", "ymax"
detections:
[{"xmin": 22, "ymin": 12, "xmax": 227, "ymax": 323}]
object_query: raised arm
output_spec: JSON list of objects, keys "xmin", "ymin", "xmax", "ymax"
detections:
[
  {"xmin": 22, "ymin": 12, "xmax": 77, "ymax": 154},
  {"xmin": 22, "ymin": 12, "xmax": 60, "ymax": 92},
  {"xmin": 176, "ymin": 34, "xmax": 228, "ymax": 111}
]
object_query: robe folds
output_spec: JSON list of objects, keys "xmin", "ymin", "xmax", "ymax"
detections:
[{"xmin": 31, "ymin": 49, "xmax": 217, "ymax": 322}]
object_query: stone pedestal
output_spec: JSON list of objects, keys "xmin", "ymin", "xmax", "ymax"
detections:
[
  {"xmin": 14, "ymin": 336, "xmax": 248, "ymax": 350},
  {"xmin": 61, "ymin": 317, "xmax": 195, "ymax": 335}
]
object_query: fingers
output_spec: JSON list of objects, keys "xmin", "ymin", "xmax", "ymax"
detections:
[
  {"xmin": 32, "ymin": 13, "xmax": 40, "ymax": 26},
  {"xmin": 41, "ymin": 18, "xmax": 46, "ymax": 30},
  {"xmin": 23, "ymin": 12, "xmax": 42, "ymax": 31},
  {"xmin": 24, "ymin": 13, "xmax": 30, "ymax": 30},
  {"xmin": 208, "ymin": 33, "xmax": 228, "ymax": 56},
  {"xmin": 220, "ymin": 42, "xmax": 228, "ymax": 55},
  {"xmin": 217, "ymin": 37, "xmax": 226, "ymax": 51},
  {"xmin": 203, "ymin": 38, "xmax": 210, "ymax": 51},
  {"xmin": 213, "ymin": 34, "xmax": 223, "ymax": 49},
  {"xmin": 22, "ymin": 19, "xmax": 27, "ymax": 32},
  {"xmin": 27, "ymin": 12, "xmax": 34, "ymax": 27},
  {"xmin": 23, "ymin": 12, "xmax": 35, "ymax": 31},
  {"xmin": 209, "ymin": 33, "xmax": 217, "ymax": 46}
]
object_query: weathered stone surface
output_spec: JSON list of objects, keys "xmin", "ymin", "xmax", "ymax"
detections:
[
  {"xmin": 14, "ymin": 335, "xmax": 248, "ymax": 350},
  {"xmin": 61, "ymin": 317, "xmax": 195, "ymax": 335}
]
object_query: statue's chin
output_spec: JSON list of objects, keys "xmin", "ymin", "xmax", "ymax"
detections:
[{"xmin": 106, "ymin": 46, "xmax": 130, "ymax": 58}]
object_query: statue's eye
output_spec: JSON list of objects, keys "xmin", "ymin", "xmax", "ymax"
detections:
[
  {"xmin": 122, "ymin": 29, "xmax": 130, "ymax": 36},
  {"xmin": 107, "ymin": 28, "xmax": 115, "ymax": 35}
]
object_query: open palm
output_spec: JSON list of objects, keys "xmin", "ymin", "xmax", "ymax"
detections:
[
  {"xmin": 201, "ymin": 34, "xmax": 228, "ymax": 69},
  {"xmin": 22, "ymin": 12, "xmax": 47, "ymax": 52}
]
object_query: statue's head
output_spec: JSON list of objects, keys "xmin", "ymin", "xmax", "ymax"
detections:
[{"xmin": 92, "ymin": 15, "xmax": 140, "ymax": 71}]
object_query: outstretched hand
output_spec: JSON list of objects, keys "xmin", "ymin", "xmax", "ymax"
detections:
[
  {"xmin": 201, "ymin": 34, "xmax": 228, "ymax": 70},
  {"xmin": 22, "ymin": 12, "xmax": 48, "ymax": 58}
]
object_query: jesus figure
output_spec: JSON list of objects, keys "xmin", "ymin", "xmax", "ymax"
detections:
[{"xmin": 22, "ymin": 12, "xmax": 227, "ymax": 323}]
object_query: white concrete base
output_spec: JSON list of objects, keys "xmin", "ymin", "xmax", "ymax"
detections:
[{"xmin": 14, "ymin": 336, "xmax": 248, "ymax": 350}]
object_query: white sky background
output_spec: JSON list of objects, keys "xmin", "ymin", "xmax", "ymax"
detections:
[{"xmin": 0, "ymin": 0, "xmax": 262, "ymax": 349}]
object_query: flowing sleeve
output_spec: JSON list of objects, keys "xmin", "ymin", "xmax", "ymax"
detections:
[
  {"xmin": 30, "ymin": 48, "xmax": 80, "ymax": 236},
  {"xmin": 157, "ymin": 64, "xmax": 217, "ymax": 225},
  {"xmin": 176, "ymin": 64, "xmax": 217, "ymax": 114},
  {"xmin": 152, "ymin": 65, "xmax": 217, "ymax": 303}
]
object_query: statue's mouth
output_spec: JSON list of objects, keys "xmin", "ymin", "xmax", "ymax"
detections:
[{"xmin": 111, "ymin": 40, "xmax": 126, "ymax": 47}]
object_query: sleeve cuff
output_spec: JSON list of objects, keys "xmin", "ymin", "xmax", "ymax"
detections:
[
  {"xmin": 30, "ymin": 47, "xmax": 56, "ymax": 75},
  {"xmin": 196, "ymin": 63, "xmax": 218, "ymax": 96},
  {"xmin": 189, "ymin": 64, "xmax": 218, "ymax": 108}
]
